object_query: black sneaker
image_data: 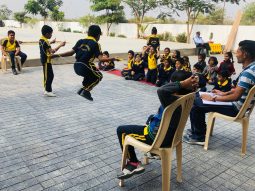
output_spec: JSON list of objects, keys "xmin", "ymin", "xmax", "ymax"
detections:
[
  {"xmin": 80, "ymin": 90, "xmax": 93, "ymax": 101},
  {"xmin": 77, "ymin": 88, "xmax": 83, "ymax": 95},
  {"xmin": 117, "ymin": 161, "xmax": 145, "ymax": 180},
  {"xmin": 12, "ymin": 68, "xmax": 18, "ymax": 75},
  {"xmin": 183, "ymin": 134, "xmax": 205, "ymax": 146}
]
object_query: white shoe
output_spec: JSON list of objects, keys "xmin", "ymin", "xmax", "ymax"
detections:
[{"xmin": 44, "ymin": 91, "xmax": 57, "ymax": 97}]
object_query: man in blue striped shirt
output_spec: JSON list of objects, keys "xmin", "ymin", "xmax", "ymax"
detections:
[{"xmin": 184, "ymin": 40, "xmax": 255, "ymax": 145}]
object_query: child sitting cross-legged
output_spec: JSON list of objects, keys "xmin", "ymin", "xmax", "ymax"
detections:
[
  {"xmin": 125, "ymin": 53, "xmax": 145, "ymax": 81},
  {"xmin": 156, "ymin": 58, "xmax": 175, "ymax": 87},
  {"xmin": 121, "ymin": 50, "xmax": 134, "ymax": 77},
  {"xmin": 213, "ymin": 70, "xmax": 232, "ymax": 92},
  {"xmin": 98, "ymin": 51, "xmax": 115, "ymax": 71}
]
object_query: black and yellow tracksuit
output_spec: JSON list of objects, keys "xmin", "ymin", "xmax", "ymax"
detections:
[
  {"xmin": 121, "ymin": 58, "xmax": 134, "ymax": 77},
  {"xmin": 147, "ymin": 34, "xmax": 160, "ymax": 50},
  {"xmin": 72, "ymin": 36, "xmax": 103, "ymax": 91},
  {"xmin": 156, "ymin": 65, "xmax": 175, "ymax": 87},
  {"xmin": 39, "ymin": 36, "xmax": 54, "ymax": 92}
]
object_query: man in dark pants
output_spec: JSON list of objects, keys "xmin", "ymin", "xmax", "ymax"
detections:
[
  {"xmin": 1, "ymin": 30, "xmax": 27, "ymax": 75},
  {"xmin": 184, "ymin": 40, "xmax": 255, "ymax": 145},
  {"xmin": 193, "ymin": 31, "xmax": 211, "ymax": 56},
  {"xmin": 116, "ymin": 71, "xmax": 199, "ymax": 180}
]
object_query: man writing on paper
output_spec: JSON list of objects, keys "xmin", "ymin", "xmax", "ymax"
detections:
[{"xmin": 184, "ymin": 40, "xmax": 255, "ymax": 145}]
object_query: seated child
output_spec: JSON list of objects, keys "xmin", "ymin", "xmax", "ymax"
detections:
[
  {"xmin": 117, "ymin": 72, "xmax": 200, "ymax": 180},
  {"xmin": 121, "ymin": 50, "xmax": 134, "ymax": 77},
  {"xmin": 195, "ymin": 53, "xmax": 206, "ymax": 73},
  {"xmin": 146, "ymin": 46, "xmax": 160, "ymax": 84},
  {"xmin": 1, "ymin": 30, "xmax": 27, "ymax": 75},
  {"xmin": 156, "ymin": 58, "xmax": 175, "ymax": 87},
  {"xmin": 182, "ymin": 56, "xmax": 191, "ymax": 72},
  {"xmin": 192, "ymin": 63, "xmax": 207, "ymax": 91},
  {"xmin": 170, "ymin": 50, "xmax": 181, "ymax": 68},
  {"xmin": 125, "ymin": 53, "xmax": 145, "ymax": 81},
  {"xmin": 141, "ymin": 45, "xmax": 149, "ymax": 68},
  {"xmin": 175, "ymin": 57, "xmax": 184, "ymax": 71},
  {"xmin": 213, "ymin": 70, "xmax": 232, "ymax": 92},
  {"xmin": 98, "ymin": 51, "xmax": 115, "ymax": 71},
  {"xmin": 218, "ymin": 51, "xmax": 236, "ymax": 76},
  {"xmin": 160, "ymin": 47, "xmax": 172, "ymax": 65},
  {"xmin": 203, "ymin": 56, "xmax": 218, "ymax": 84}
]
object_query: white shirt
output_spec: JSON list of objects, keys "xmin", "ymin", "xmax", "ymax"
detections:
[{"xmin": 193, "ymin": 35, "xmax": 204, "ymax": 45}]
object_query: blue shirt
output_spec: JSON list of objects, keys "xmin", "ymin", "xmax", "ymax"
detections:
[{"xmin": 233, "ymin": 62, "xmax": 255, "ymax": 110}]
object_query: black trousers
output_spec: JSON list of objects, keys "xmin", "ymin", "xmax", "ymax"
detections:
[
  {"xmin": 116, "ymin": 83, "xmax": 182, "ymax": 162},
  {"xmin": 196, "ymin": 43, "xmax": 211, "ymax": 55},
  {"xmin": 146, "ymin": 69, "xmax": 157, "ymax": 84},
  {"xmin": 8, "ymin": 51, "xmax": 27, "ymax": 69},
  {"xmin": 43, "ymin": 63, "xmax": 54, "ymax": 92},
  {"xmin": 74, "ymin": 62, "xmax": 103, "ymax": 91}
]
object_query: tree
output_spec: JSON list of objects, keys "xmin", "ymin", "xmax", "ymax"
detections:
[
  {"xmin": 14, "ymin": 12, "xmax": 31, "ymax": 27},
  {"xmin": 196, "ymin": 7, "xmax": 224, "ymax": 25},
  {"xmin": 50, "ymin": 7, "xmax": 65, "ymax": 21},
  {"xmin": 241, "ymin": 2, "xmax": 255, "ymax": 25},
  {"xmin": 159, "ymin": 0, "xmax": 214, "ymax": 43},
  {"xmin": 0, "ymin": 4, "xmax": 12, "ymax": 20},
  {"xmin": 90, "ymin": 0, "xmax": 126, "ymax": 36},
  {"xmin": 79, "ymin": 14, "xmax": 97, "ymax": 28},
  {"xmin": 211, "ymin": 0, "xmax": 244, "ymax": 23},
  {"xmin": 24, "ymin": 0, "xmax": 63, "ymax": 22},
  {"xmin": 122, "ymin": 0, "xmax": 158, "ymax": 38}
]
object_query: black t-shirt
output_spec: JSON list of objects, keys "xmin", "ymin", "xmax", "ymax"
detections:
[
  {"xmin": 72, "ymin": 38, "xmax": 101, "ymax": 63},
  {"xmin": 39, "ymin": 38, "xmax": 51, "ymax": 64}
]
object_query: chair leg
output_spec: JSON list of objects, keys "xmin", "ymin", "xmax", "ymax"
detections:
[
  {"xmin": 1, "ymin": 57, "xmax": 7, "ymax": 72},
  {"xmin": 204, "ymin": 114, "xmax": 215, "ymax": 151},
  {"xmin": 161, "ymin": 149, "xmax": 172, "ymax": 191},
  {"xmin": 241, "ymin": 119, "xmax": 249, "ymax": 156},
  {"xmin": 119, "ymin": 144, "xmax": 129, "ymax": 187},
  {"xmin": 143, "ymin": 156, "xmax": 149, "ymax": 165},
  {"xmin": 176, "ymin": 143, "xmax": 182, "ymax": 183}
]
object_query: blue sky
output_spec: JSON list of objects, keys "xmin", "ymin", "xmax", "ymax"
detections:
[{"xmin": 0, "ymin": 0, "xmax": 252, "ymax": 20}]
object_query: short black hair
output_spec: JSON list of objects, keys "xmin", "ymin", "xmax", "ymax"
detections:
[
  {"xmin": 102, "ymin": 51, "xmax": 109, "ymax": 57},
  {"xmin": 171, "ymin": 70, "xmax": 192, "ymax": 83},
  {"xmin": 41, "ymin": 25, "xmax": 53, "ymax": 36},
  {"xmin": 164, "ymin": 47, "xmax": 170, "ymax": 52},
  {"xmin": 8, "ymin": 30, "xmax": 15, "ymax": 36},
  {"xmin": 175, "ymin": 58, "xmax": 184, "ymax": 65},
  {"xmin": 198, "ymin": 53, "xmax": 206, "ymax": 60},
  {"xmin": 174, "ymin": 50, "xmax": 181, "ymax": 58},
  {"xmin": 88, "ymin": 25, "xmax": 102, "ymax": 38},
  {"xmin": 239, "ymin": 40, "xmax": 255, "ymax": 59},
  {"xmin": 151, "ymin": 27, "xmax": 157, "ymax": 34},
  {"xmin": 135, "ymin": 53, "xmax": 142, "ymax": 58},
  {"xmin": 218, "ymin": 70, "xmax": 230, "ymax": 78},
  {"xmin": 193, "ymin": 63, "xmax": 203, "ymax": 72},
  {"xmin": 208, "ymin": 56, "xmax": 218, "ymax": 65},
  {"xmin": 128, "ymin": 50, "xmax": 134, "ymax": 57}
]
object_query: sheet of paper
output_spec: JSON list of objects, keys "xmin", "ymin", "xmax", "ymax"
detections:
[{"xmin": 199, "ymin": 92, "xmax": 233, "ymax": 106}]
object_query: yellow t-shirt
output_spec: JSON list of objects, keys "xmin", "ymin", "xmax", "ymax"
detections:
[
  {"xmin": 148, "ymin": 53, "xmax": 157, "ymax": 70},
  {"xmin": 2, "ymin": 38, "xmax": 20, "ymax": 52}
]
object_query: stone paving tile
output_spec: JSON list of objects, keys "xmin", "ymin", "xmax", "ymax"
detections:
[{"xmin": 0, "ymin": 58, "xmax": 254, "ymax": 191}]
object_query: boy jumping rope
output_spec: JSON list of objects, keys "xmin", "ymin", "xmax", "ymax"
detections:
[{"xmin": 53, "ymin": 25, "xmax": 119, "ymax": 101}]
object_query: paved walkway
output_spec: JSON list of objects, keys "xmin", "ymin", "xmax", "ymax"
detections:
[{"xmin": 0, "ymin": 54, "xmax": 255, "ymax": 191}]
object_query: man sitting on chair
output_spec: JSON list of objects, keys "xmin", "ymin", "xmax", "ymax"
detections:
[
  {"xmin": 1, "ymin": 30, "xmax": 27, "ymax": 75},
  {"xmin": 193, "ymin": 31, "xmax": 211, "ymax": 57},
  {"xmin": 184, "ymin": 40, "xmax": 255, "ymax": 145}
]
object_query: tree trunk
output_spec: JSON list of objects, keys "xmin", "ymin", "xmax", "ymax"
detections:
[
  {"xmin": 186, "ymin": 19, "xmax": 190, "ymax": 43},
  {"xmin": 136, "ymin": 23, "xmax": 140, "ymax": 39}
]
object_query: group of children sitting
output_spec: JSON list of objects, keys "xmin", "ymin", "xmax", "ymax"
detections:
[{"xmin": 97, "ymin": 45, "xmax": 236, "ymax": 92}]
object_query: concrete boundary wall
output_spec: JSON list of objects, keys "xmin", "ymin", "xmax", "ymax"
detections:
[{"xmin": 2, "ymin": 20, "xmax": 255, "ymax": 50}]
